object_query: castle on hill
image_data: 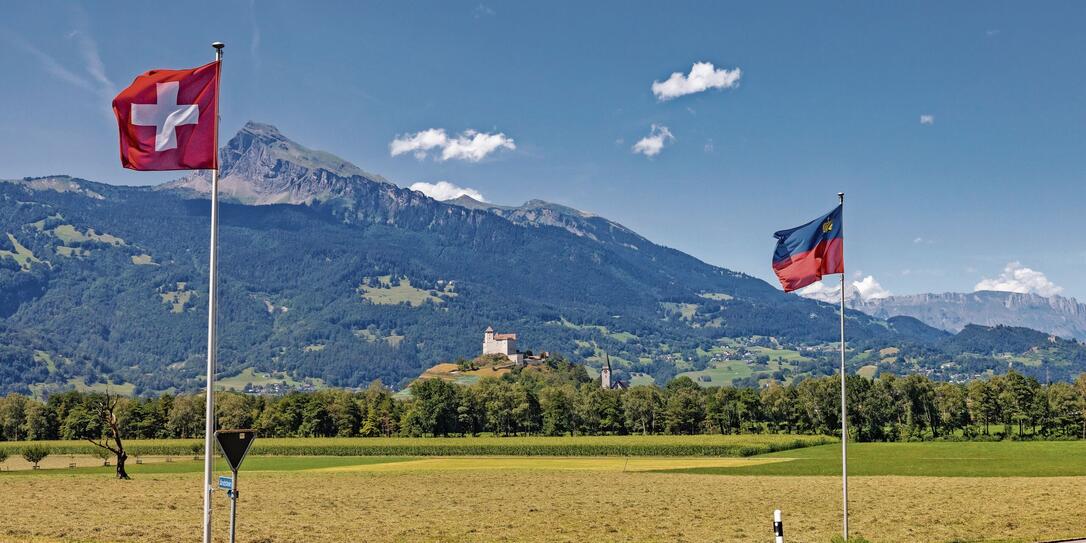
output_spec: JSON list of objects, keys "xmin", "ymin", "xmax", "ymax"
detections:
[
  {"xmin": 483, "ymin": 326, "xmax": 524, "ymax": 364},
  {"xmin": 481, "ymin": 326, "xmax": 553, "ymax": 365},
  {"xmin": 481, "ymin": 326, "xmax": 623, "ymax": 388}
]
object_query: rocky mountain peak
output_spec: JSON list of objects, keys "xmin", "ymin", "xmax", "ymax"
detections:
[
  {"xmin": 158, "ymin": 122, "xmax": 645, "ymax": 248},
  {"xmin": 445, "ymin": 195, "xmax": 637, "ymax": 242},
  {"xmin": 519, "ymin": 199, "xmax": 594, "ymax": 218},
  {"xmin": 158, "ymin": 121, "xmax": 387, "ymax": 205},
  {"xmin": 444, "ymin": 195, "xmax": 498, "ymax": 211}
]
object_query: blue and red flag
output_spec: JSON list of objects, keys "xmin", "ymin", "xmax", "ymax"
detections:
[{"xmin": 772, "ymin": 205, "xmax": 843, "ymax": 292}]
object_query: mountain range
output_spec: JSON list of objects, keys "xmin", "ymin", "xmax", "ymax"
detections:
[
  {"xmin": 1, "ymin": 122, "xmax": 1083, "ymax": 396},
  {"xmin": 852, "ymin": 291, "xmax": 1086, "ymax": 342}
]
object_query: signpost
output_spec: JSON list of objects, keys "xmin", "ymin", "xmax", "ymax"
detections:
[{"xmin": 215, "ymin": 430, "xmax": 256, "ymax": 543}]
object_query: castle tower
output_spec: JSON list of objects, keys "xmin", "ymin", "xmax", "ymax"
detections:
[
  {"xmin": 483, "ymin": 326, "xmax": 495, "ymax": 355},
  {"xmin": 601, "ymin": 353, "xmax": 612, "ymax": 389}
]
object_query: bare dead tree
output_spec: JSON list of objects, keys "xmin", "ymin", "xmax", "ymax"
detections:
[{"xmin": 85, "ymin": 392, "xmax": 129, "ymax": 480}]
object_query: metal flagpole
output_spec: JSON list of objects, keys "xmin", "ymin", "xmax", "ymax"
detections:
[
  {"xmin": 203, "ymin": 41, "xmax": 224, "ymax": 543},
  {"xmin": 838, "ymin": 191, "xmax": 849, "ymax": 540}
]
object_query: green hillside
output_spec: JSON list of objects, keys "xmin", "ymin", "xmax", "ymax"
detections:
[{"xmin": 1, "ymin": 123, "xmax": 1082, "ymax": 396}]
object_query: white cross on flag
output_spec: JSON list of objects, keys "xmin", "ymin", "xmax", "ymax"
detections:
[{"xmin": 113, "ymin": 61, "xmax": 219, "ymax": 171}]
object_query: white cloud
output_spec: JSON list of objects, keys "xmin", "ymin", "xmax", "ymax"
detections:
[
  {"xmin": 797, "ymin": 281, "xmax": 839, "ymax": 303},
  {"xmin": 2, "ymin": 31, "xmax": 93, "ymax": 92},
  {"xmin": 248, "ymin": 0, "xmax": 261, "ymax": 70},
  {"xmin": 69, "ymin": 4, "xmax": 114, "ymax": 100},
  {"xmin": 390, "ymin": 128, "xmax": 515, "ymax": 162},
  {"xmin": 798, "ymin": 275, "xmax": 892, "ymax": 303},
  {"xmin": 474, "ymin": 4, "xmax": 495, "ymax": 18},
  {"xmin": 2, "ymin": 20, "xmax": 114, "ymax": 120},
  {"xmin": 854, "ymin": 276, "xmax": 892, "ymax": 300},
  {"xmin": 441, "ymin": 130, "xmax": 516, "ymax": 161},
  {"xmin": 409, "ymin": 181, "xmax": 487, "ymax": 202},
  {"xmin": 920, "ymin": 114, "xmax": 935, "ymax": 125},
  {"xmin": 390, "ymin": 128, "xmax": 447, "ymax": 159},
  {"xmin": 651, "ymin": 61, "xmax": 741, "ymax": 101},
  {"xmin": 974, "ymin": 261, "xmax": 1063, "ymax": 297},
  {"xmin": 71, "ymin": 33, "xmax": 113, "ymax": 98},
  {"xmin": 631, "ymin": 124, "xmax": 674, "ymax": 157}
]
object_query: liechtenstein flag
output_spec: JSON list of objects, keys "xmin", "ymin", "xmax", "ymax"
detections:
[{"xmin": 772, "ymin": 205, "xmax": 843, "ymax": 292}]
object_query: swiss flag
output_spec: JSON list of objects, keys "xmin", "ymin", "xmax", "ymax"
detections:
[{"xmin": 112, "ymin": 61, "xmax": 220, "ymax": 171}]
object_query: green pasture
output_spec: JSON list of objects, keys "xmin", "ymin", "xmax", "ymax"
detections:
[
  {"xmin": 357, "ymin": 275, "xmax": 453, "ymax": 307},
  {"xmin": 678, "ymin": 360, "xmax": 753, "ymax": 386},
  {"xmin": 215, "ymin": 367, "xmax": 317, "ymax": 391},
  {"xmin": 0, "ymin": 434, "xmax": 831, "ymax": 458},
  {"xmin": 668, "ymin": 440, "xmax": 1086, "ymax": 477},
  {"xmin": 6, "ymin": 440, "xmax": 1085, "ymax": 479},
  {"xmin": 748, "ymin": 346, "xmax": 812, "ymax": 362}
]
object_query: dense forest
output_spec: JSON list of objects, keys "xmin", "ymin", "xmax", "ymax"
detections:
[{"xmin": 3, "ymin": 356, "xmax": 1084, "ymax": 444}]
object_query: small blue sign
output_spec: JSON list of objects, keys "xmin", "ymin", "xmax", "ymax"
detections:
[{"xmin": 218, "ymin": 475, "xmax": 233, "ymax": 490}]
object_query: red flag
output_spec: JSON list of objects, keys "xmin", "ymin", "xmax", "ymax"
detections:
[
  {"xmin": 772, "ymin": 205, "xmax": 843, "ymax": 292},
  {"xmin": 112, "ymin": 61, "xmax": 220, "ymax": 171}
]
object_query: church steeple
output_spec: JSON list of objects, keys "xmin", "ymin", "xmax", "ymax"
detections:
[{"xmin": 601, "ymin": 353, "xmax": 612, "ymax": 389}]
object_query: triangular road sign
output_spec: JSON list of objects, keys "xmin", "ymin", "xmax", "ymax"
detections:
[{"xmin": 215, "ymin": 429, "xmax": 256, "ymax": 472}]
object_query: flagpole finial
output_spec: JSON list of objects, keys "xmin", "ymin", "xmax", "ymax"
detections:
[
  {"xmin": 212, "ymin": 42, "xmax": 225, "ymax": 50},
  {"xmin": 838, "ymin": 192, "xmax": 844, "ymax": 203}
]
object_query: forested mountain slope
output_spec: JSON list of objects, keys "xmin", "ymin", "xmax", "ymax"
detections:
[{"xmin": 1, "ymin": 122, "xmax": 1072, "ymax": 395}]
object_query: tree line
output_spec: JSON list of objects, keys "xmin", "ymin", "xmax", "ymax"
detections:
[{"xmin": 2, "ymin": 358, "xmax": 1085, "ymax": 444}]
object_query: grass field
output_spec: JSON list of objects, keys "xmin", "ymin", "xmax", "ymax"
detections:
[
  {"xmin": 0, "ymin": 434, "xmax": 833, "ymax": 458},
  {"xmin": 50, "ymin": 224, "xmax": 124, "ymax": 246},
  {"xmin": 4, "ymin": 440, "xmax": 1086, "ymax": 542},
  {"xmin": 214, "ymin": 368, "xmax": 321, "ymax": 392},
  {"xmin": 357, "ymin": 275, "xmax": 454, "ymax": 307},
  {"xmin": 669, "ymin": 440, "xmax": 1086, "ymax": 477},
  {"xmin": 3, "ymin": 444, "xmax": 1086, "ymax": 542},
  {"xmin": 1, "ymin": 233, "xmax": 42, "ymax": 270},
  {"xmin": 554, "ymin": 317, "xmax": 639, "ymax": 343},
  {"xmin": 749, "ymin": 346, "xmax": 813, "ymax": 362},
  {"xmin": 8, "ymin": 440, "xmax": 1086, "ymax": 477},
  {"xmin": 677, "ymin": 360, "xmax": 753, "ymax": 386}
]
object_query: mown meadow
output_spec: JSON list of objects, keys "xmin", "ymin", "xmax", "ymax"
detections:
[{"xmin": 3, "ymin": 440, "xmax": 1086, "ymax": 542}]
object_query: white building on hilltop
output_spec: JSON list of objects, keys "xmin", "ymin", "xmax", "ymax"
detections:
[{"xmin": 483, "ymin": 326, "xmax": 523, "ymax": 364}]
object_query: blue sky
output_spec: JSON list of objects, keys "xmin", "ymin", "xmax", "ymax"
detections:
[{"xmin": 2, "ymin": 1, "xmax": 1084, "ymax": 299}]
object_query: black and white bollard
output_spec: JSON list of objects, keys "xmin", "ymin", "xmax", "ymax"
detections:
[{"xmin": 773, "ymin": 509, "xmax": 784, "ymax": 543}]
